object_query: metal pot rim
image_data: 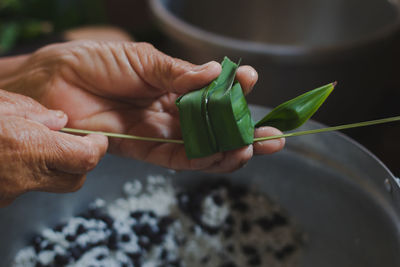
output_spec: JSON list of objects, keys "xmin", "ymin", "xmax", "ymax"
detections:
[{"xmin": 149, "ymin": 0, "xmax": 400, "ymax": 63}]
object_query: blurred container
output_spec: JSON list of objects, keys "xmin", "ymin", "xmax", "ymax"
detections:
[
  {"xmin": 149, "ymin": 0, "xmax": 400, "ymax": 174},
  {"xmin": 149, "ymin": 0, "xmax": 400, "ymax": 121}
]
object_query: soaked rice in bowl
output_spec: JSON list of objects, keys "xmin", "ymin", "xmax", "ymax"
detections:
[{"xmin": 14, "ymin": 176, "xmax": 304, "ymax": 267}]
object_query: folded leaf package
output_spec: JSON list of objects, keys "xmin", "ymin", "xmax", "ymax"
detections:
[
  {"xmin": 176, "ymin": 57, "xmax": 254, "ymax": 158},
  {"xmin": 176, "ymin": 57, "xmax": 335, "ymax": 159}
]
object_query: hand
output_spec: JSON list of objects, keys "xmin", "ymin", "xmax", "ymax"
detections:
[
  {"xmin": 7, "ymin": 40, "xmax": 284, "ymax": 172},
  {"xmin": 0, "ymin": 89, "xmax": 108, "ymax": 207}
]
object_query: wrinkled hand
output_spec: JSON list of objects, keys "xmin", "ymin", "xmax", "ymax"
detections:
[
  {"xmin": 0, "ymin": 89, "xmax": 107, "ymax": 207},
  {"xmin": 9, "ymin": 40, "xmax": 284, "ymax": 172}
]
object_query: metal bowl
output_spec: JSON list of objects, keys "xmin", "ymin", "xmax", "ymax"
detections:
[
  {"xmin": 149, "ymin": 0, "xmax": 400, "ymax": 62},
  {"xmin": 149, "ymin": 0, "xmax": 400, "ymax": 123},
  {"xmin": 1, "ymin": 105, "xmax": 400, "ymax": 267}
]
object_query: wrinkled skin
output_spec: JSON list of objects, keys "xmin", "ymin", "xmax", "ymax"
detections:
[
  {"xmin": 0, "ymin": 89, "xmax": 108, "ymax": 207},
  {"xmin": 1, "ymin": 40, "xmax": 285, "ymax": 205}
]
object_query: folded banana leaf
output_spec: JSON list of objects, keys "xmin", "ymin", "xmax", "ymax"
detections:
[
  {"xmin": 176, "ymin": 57, "xmax": 334, "ymax": 159},
  {"xmin": 176, "ymin": 57, "xmax": 254, "ymax": 158}
]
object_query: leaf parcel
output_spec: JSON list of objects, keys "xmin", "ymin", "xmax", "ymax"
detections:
[{"xmin": 176, "ymin": 57, "xmax": 335, "ymax": 159}]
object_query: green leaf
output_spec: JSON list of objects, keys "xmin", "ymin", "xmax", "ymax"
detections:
[
  {"xmin": 176, "ymin": 81, "xmax": 218, "ymax": 158},
  {"xmin": 176, "ymin": 57, "xmax": 254, "ymax": 159},
  {"xmin": 255, "ymin": 83, "xmax": 335, "ymax": 131},
  {"xmin": 208, "ymin": 78, "xmax": 254, "ymax": 152}
]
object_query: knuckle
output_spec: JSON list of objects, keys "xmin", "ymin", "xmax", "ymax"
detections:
[{"xmin": 137, "ymin": 42, "xmax": 155, "ymax": 51}]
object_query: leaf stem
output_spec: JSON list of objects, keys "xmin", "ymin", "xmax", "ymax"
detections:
[
  {"xmin": 60, "ymin": 128, "xmax": 184, "ymax": 144},
  {"xmin": 61, "ymin": 115, "xmax": 400, "ymax": 144},
  {"xmin": 254, "ymin": 115, "xmax": 400, "ymax": 142}
]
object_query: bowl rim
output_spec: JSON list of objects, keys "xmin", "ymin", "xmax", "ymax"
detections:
[{"xmin": 149, "ymin": 0, "xmax": 400, "ymax": 62}]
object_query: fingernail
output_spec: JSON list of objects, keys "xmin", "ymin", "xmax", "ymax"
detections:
[
  {"xmin": 52, "ymin": 110, "xmax": 65, "ymax": 119},
  {"xmin": 194, "ymin": 61, "xmax": 219, "ymax": 72}
]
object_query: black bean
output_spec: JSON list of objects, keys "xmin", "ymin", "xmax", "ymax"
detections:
[
  {"xmin": 158, "ymin": 216, "xmax": 175, "ymax": 230},
  {"xmin": 130, "ymin": 211, "xmax": 144, "ymax": 219},
  {"xmin": 121, "ymin": 234, "xmax": 131, "ymax": 242},
  {"xmin": 219, "ymin": 262, "xmax": 237, "ymax": 267},
  {"xmin": 272, "ymin": 212, "xmax": 288, "ymax": 226},
  {"xmin": 66, "ymin": 235, "xmax": 76, "ymax": 242},
  {"xmin": 132, "ymin": 223, "xmax": 153, "ymax": 237},
  {"xmin": 223, "ymin": 228, "xmax": 234, "ymax": 238},
  {"xmin": 232, "ymin": 201, "xmax": 249, "ymax": 213},
  {"xmin": 225, "ymin": 215, "xmax": 235, "ymax": 226},
  {"xmin": 226, "ymin": 244, "xmax": 235, "ymax": 253},
  {"xmin": 107, "ymin": 231, "xmax": 118, "ymax": 250},
  {"xmin": 241, "ymin": 245, "xmax": 258, "ymax": 255},
  {"xmin": 127, "ymin": 252, "xmax": 141, "ymax": 261},
  {"xmin": 43, "ymin": 243, "xmax": 54, "ymax": 251},
  {"xmin": 200, "ymin": 256, "xmax": 210, "ymax": 263},
  {"xmin": 274, "ymin": 244, "xmax": 296, "ymax": 260},
  {"xmin": 166, "ymin": 259, "xmax": 181, "ymax": 267},
  {"xmin": 138, "ymin": 237, "xmax": 152, "ymax": 251},
  {"xmin": 99, "ymin": 215, "xmax": 114, "ymax": 228},
  {"xmin": 201, "ymin": 224, "xmax": 220, "ymax": 235},
  {"xmin": 248, "ymin": 255, "xmax": 262, "ymax": 266},
  {"xmin": 212, "ymin": 194, "xmax": 224, "ymax": 206},
  {"xmin": 255, "ymin": 217, "xmax": 273, "ymax": 232},
  {"xmin": 96, "ymin": 254, "xmax": 106, "ymax": 260},
  {"xmin": 241, "ymin": 219, "xmax": 251, "ymax": 234},
  {"xmin": 54, "ymin": 253, "xmax": 70, "ymax": 265},
  {"xmin": 149, "ymin": 233, "xmax": 163, "ymax": 245},
  {"xmin": 76, "ymin": 224, "xmax": 87, "ymax": 235},
  {"xmin": 160, "ymin": 249, "xmax": 168, "ymax": 260},
  {"xmin": 53, "ymin": 223, "xmax": 66, "ymax": 232},
  {"xmin": 31, "ymin": 235, "xmax": 43, "ymax": 253},
  {"xmin": 132, "ymin": 259, "xmax": 142, "ymax": 267}
]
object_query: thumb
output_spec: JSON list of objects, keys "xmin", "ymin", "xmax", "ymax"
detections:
[
  {"xmin": 132, "ymin": 43, "xmax": 221, "ymax": 94},
  {"xmin": 0, "ymin": 89, "xmax": 67, "ymax": 130}
]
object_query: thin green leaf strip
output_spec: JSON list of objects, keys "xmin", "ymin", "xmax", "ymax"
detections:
[
  {"xmin": 60, "ymin": 115, "xmax": 400, "ymax": 144},
  {"xmin": 255, "ymin": 83, "xmax": 335, "ymax": 131}
]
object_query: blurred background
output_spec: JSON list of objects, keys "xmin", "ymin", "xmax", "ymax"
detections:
[{"xmin": 1, "ymin": 0, "xmax": 399, "ymax": 175}]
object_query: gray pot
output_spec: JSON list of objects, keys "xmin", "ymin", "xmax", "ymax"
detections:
[
  {"xmin": 1, "ymin": 106, "xmax": 400, "ymax": 266},
  {"xmin": 149, "ymin": 0, "xmax": 400, "ymax": 120}
]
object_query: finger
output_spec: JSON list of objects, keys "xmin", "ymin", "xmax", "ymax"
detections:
[
  {"xmin": 46, "ymin": 133, "xmax": 108, "ymax": 174},
  {"xmin": 37, "ymin": 173, "xmax": 87, "ymax": 194},
  {"xmin": 253, "ymin": 127, "xmax": 285, "ymax": 155},
  {"xmin": 0, "ymin": 198, "xmax": 15, "ymax": 208},
  {"xmin": 136, "ymin": 142, "xmax": 224, "ymax": 171},
  {"xmin": 0, "ymin": 89, "xmax": 68, "ymax": 130},
  {"xmin": 236, "ymin": 65, "xmax": 258, "ymax": 95},
  {"xmin": 131, "ymin": 43, "xmax": 221, "ymax": 94},
  {"xmin": 204, "ymin": 145, "xmax": 254, "ymax": 173}
]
